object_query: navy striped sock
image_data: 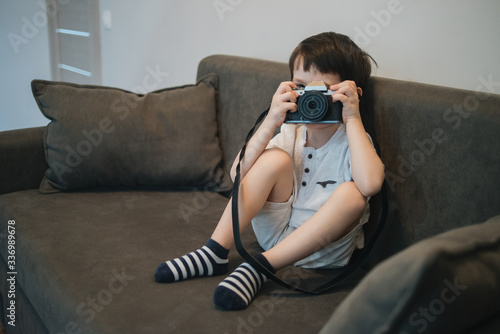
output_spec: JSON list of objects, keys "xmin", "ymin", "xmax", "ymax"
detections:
[
  {"xmin": 213, "ymin": 253, "xmax": 275, "ymax": 310},
  {"xmin": 155, "ymin": 239, "xmax": 229, "ymax": 283}
]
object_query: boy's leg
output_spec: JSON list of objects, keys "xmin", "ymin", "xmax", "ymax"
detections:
[
  {"xmin": 263, "ymin": 181, "xmax": 367, "ymax": 270},
  {"xmin": 211, "ymin": 148, "xmax": 294, "ymax": 249},
  {"xmin": 155, "ymin": 148, "xmax": 293, "ymax": 283},
  {"xmin": 214, "ymin": 181, "xmax": 366, "ymax": 309}
]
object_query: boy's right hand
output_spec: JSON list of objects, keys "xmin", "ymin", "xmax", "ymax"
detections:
[
  {"xmin": 231, "ymin": 83, "xmax": 297, "ymax": 180},
  {"xmin": 266, "ymin": 81, "xmax": 298, "ymax": 128}
]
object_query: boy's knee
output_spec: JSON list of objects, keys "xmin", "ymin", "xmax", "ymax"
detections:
[
  {"xmin": 259, "ymin": 148, "xmax": 293, "ymax": 174},
  {"xmin": 253, "ymin": 148, "xmax": 294, "ymax": 203}
]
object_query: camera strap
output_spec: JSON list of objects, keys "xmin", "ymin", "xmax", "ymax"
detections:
[{"xmin": 231, "ymin": 107, "xmax": 389, "ymax": 294}]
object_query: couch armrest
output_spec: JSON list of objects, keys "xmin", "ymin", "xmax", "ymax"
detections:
[
  {"xmin": 319, "ymin": 216, "xmax": 500, "ymax": 334},
  {"xmin": 0, "ymin": 127, "xmax": 47, "ymax": 195}
]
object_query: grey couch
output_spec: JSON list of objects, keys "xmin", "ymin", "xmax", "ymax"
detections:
[{"xmin": 1, "ymin": 55, "xmax": 499, "ymax": 334}]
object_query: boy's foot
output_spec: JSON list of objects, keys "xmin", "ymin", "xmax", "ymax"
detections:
[
  {"xmin": 155, "ymin": 239, "xmax": 229, "ymax": 283},
  {"xmin": 213, "ymin": 254, "xmax": 275, "ymax": 310}
]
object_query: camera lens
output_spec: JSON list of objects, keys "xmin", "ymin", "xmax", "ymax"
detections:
[{"xmin": 298, "ymin": 91, "xmax": 328, "ymax": 121}]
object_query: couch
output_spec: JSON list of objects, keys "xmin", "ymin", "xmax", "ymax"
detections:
[{"xmin": 1, "ymin": 55, "xmax": 499, "ymax": 334}]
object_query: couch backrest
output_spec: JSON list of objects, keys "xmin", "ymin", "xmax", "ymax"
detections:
[
  {"xmin": 197, "ymin": 55, "xmax": 290, "ymax": 170},
  {"xmin": 365, "ymin": 76, "xmax": 500, "ymax": 259},
  {"xmin": 197, "ymin": 54, "xmax": 500, "ymax": 259}
]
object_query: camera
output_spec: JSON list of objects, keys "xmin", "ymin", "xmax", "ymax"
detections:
[{"xmin": 285, "ymin": 81, "xmax": 342, "ymax": 124}]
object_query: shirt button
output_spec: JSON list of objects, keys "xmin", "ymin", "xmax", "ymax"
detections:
[
  {"xmin": 308, "ymin": 154, "xmax": 313, "ymax": 159},
  {"xmin": 304, "ymin": 168, "xmax": 310, "ymax": 173},
  {"xmin": 302, "ymin": 181, "xmax": 307, "ymax": 186}
]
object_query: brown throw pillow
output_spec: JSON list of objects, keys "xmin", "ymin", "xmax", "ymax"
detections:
[{"xmin": 32, "ymin": 74, "xmax": 230, "ymax": 193}]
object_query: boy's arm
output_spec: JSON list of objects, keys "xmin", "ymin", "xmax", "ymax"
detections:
[
  {"xmin": 331, "ymin": 81, "xmax": 385, "ymax": 197},
  {"xmin": 345, "ymin": 117, "xmax": 385, "ymax": 197},
  {"xmin": 229, "ymin": 117, "xmax": 276, "ymax": 182},
  {"xmin": 230, "ymin": 81, "xmax": 298, "ymax": 181}
]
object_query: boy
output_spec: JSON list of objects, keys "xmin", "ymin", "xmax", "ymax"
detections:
[{"xmin": 155, "ymin": 32, "xmax": 385, "ymax": 310}]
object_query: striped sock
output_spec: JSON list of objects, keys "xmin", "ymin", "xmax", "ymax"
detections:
[
  {"xmin": 155, "ymin": 239, "xmax": 229, "ymax": 283},
  {"xmin": 213, "ymin": 253, "xmax": 275, "ymax": 310}
]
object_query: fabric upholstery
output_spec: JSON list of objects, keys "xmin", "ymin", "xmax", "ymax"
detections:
[
  {"xmin": 0, "ymin": 127, "xmax": 47, "ymax": 195},
  {"xmin": 0, "ymin": 190, "xmax": 355, "ymax": 333},
  {"xmin": 32, "ymin": 74, "xmax": 230, "ymax": 193},
  {"xmin": 197, "ymin": 55, "xmax": 290, "ymax": 172},
  {"xmin": 319, "ymin": 215, "xmax": 500, "ymax": 334},
  {"xmin": 365, "ymin": 78, "xmax": 500, "ymax": 258}
]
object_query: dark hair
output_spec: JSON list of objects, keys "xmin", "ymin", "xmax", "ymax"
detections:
[{"xmin": 288, "ymin": 32, "xmax": 377, "ymax": 90}]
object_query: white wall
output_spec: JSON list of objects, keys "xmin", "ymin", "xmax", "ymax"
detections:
[
  {"xmin": 0, "ymin": 0, "xmax": 52, "ymax": 132},
  {"xmin": 2, "ymin": 0, "xmax": 500, "ymax": 131}
]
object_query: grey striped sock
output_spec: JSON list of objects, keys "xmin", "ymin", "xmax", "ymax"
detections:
[
  {"xmin": 213, "ymin": 254, "xmax": 273, "ymax": 310},
  {"xmin": 155, "ymin": 239, "xmax": 229, "ymax": 283}
]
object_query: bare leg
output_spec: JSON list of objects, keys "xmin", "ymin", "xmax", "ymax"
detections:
[
  {"xmin": 213, "ymin": 176, "xmax": 367, "ymax": 311},
  {"xmin": 155, "ymin": 148, "xmax": 293, "ymax": 284},
  {"xmin": 211, "ymin": 148, "xmax": 294, "ymax": 249},
  {"xmin": 263, "ymin": 181, "xmax": 367, "ymax": 270}
]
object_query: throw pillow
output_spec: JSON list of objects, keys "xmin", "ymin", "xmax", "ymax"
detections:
[
  {"xmin": 319, "ymin": 215, "xmax": 500, "ymax": 334},
  {"xmin": 32, "ymin": 74, "xmax": 230, "ymax": 193}
]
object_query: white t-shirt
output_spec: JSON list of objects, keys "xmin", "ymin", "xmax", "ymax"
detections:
[{"xmin": 267, "ymin": 123, "xmax": 371, "ymax": 231}]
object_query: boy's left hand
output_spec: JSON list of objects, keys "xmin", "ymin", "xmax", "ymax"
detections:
[{"xmin": 330, "ymin": 81, "xmax": 363, "ymax": 124}]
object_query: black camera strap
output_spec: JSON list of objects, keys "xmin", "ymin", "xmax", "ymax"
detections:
[{"xmin": 231, "ymin": 107, "xmax": 389, "ymax": 294}]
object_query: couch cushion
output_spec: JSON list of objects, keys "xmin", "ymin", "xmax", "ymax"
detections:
[
  {"xmin": 32, "ymin": 74, "xmax": 230, "ymax": 193},
  {"xmin": 0, "ymin": 190, "xmax": 357, "ymax": 333},
  {"xmin": 319, "ymin": 215, "xmax": 500, "ymax": 334}
]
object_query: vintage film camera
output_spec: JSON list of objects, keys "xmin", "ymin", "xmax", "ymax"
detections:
[{"xmin": 285, "ymin": 81, "xmax": 342, "ymax": 123}]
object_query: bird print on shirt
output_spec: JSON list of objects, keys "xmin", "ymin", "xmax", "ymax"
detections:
[{"xmin": 316, "ymin": 180, "xmax": 337, "ymax": 188}]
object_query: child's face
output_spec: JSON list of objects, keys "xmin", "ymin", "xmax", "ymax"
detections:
[{"xmin": 292, "ymin": 62, "xmax": 341, "ymax": 90}]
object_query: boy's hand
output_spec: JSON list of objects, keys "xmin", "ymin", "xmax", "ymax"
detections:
[
  {"xmin": 266, "ymin": 81, "xmax": 298, "ymax": 128},
  {"xmin": 230, "ymin": 81, "xmax": 298, "ymax": 180},
  {"xmin": 330, "ymin": 81, "xmax": 363, "ymax": 124}
]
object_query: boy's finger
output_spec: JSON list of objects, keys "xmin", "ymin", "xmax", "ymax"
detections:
[
  {"xmin": 282, "ymin": 81, "xmax": 297, "ymax": 88},
  {"xmin": 330, "ymin": 84, "xmax": 339, "ymax": 91},
  {"xmin": 283, "ymin": 91, "xmax": 298, "ymax": 103}
]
